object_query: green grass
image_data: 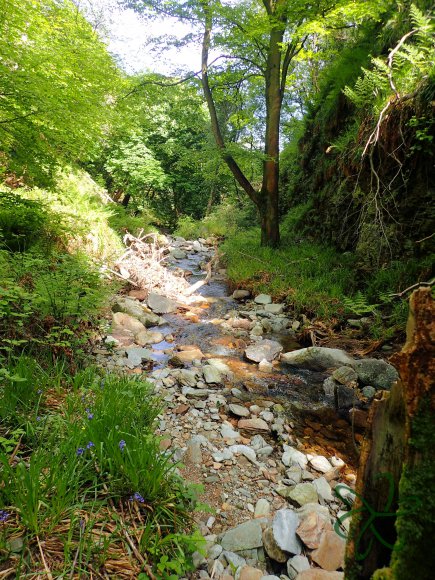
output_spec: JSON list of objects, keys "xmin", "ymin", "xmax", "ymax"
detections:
[
  {"xmin": 222, "ymin": 227, "xmax": 356, "ymax": 319},
  {"xmin": 0, "ymin": 356, "xmax": 201, "ymax": 577}
]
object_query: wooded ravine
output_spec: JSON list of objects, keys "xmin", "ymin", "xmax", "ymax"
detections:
[{"xmin": 0, "ymin": 1, "xmax": 434, "ymax": 579}]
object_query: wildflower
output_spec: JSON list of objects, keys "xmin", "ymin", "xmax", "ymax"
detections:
[
  {"xmin": 87, "ymin": 412, "xmax": 94, "ymax": 420},
  {"xmin": 129, "ymin": 492, "xmax": 145, "ymax": 504},
  {"xmin": 119, "ymin": 439, "xmax": 126, "ymax": 451},
  {"xmin": 37, "ymin": 389, "xmax": 42, "ymax": 395},
  {"xmin": 0, "ymin": 510, "xmax": 9, "ymax": 522},
  {"xmin": 76, "ymin": 447, "xmax": 85, "ymax": 456},
  {"xmin": 86, "ymin": 441, "xmax": 95, "ymax": 449},
  {"xmin": 36, "ymin": 416, "xmax": 42, "ymax": 422}
]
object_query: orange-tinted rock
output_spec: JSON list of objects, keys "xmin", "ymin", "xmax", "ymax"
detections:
[
  {"xmin": 296, "ymin": 512, "xmax": 332, "ymax": 549},
  {"xmin": 238, "ymin": 418, "xmax": 270, "ymax": 432},
  {"xmin": 296, "ymin": 571, "xmax": 344, "ymax": 579},
  {"xmin": 128, "ymin": 289, "xmax": 148, "ymax": 300},
  {"xmin": 311, "ymin": 530, "xmax": 345, "ymax": 571},
  {"xmin": 239, "ymin": 566, "xmax": 263, "ymax": 580}
]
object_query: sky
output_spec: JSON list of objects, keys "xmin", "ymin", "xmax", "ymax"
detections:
[{"xmin": 76, "ymin": 1, "xmax": 201, "ymax": 75}]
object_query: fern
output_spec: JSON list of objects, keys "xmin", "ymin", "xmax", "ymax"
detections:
[
  {"xmin": 344, "ymin": 4, "xmax": 435, "ymax": 112},
  {"xmin": 343, "ymin": 291, "xmax": 379, "ymax": 315}
]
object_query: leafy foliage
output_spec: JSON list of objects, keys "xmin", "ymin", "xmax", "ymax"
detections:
[{"xmin": 0, "ymin": 0, "xmax": 120, "ymax": 183}]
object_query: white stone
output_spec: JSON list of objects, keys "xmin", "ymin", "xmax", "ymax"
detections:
[
  {"xmin": 310, "ymin": 455, "xmax": 333, "ymax": 473},
  {"xmin": 254, "ymin": 294, "xmax": 272, "ymax": 304},
  {"xmin": 229, "ymin": 444, "xmax": 257, "ymax": 464},
  {"xmin": 282, "ymin": 447, "xmax": 308, "ymax": 469}
]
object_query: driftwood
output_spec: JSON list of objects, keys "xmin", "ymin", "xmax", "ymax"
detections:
[{"xmin": 345, "ymin": 288, "xmax": 434, "ymax": 578}]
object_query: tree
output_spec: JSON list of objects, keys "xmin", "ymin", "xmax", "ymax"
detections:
[
  {"xmin": 0, "ymin": 0, "xmax": 120, "ymax": 184},
  {"xmin": 124, "ymin": 0, "xmax": 390, "ymax": 246}
]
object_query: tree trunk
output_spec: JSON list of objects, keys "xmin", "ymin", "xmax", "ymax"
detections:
[
  {"xmin": 260, "ymin": 19, "xmax": 284, "ymax": 247},
  {"xmin": 121, "ymin": 193, "xmax": 131, "ymax": 207},
  {"xmin": 345, "ymin": 288, "xmax": 435, "ymax": 579}
]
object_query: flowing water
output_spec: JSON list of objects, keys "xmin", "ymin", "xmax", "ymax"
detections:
[{"xmin": 145, "ymin": 249, "xmax": 359, "ymax": 463}]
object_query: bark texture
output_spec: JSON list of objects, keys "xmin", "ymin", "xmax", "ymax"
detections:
[{"xmin": 345, "ymin": 288, "xmax": 435, "ymax": 579}]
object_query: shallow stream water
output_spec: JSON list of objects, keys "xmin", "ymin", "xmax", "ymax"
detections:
[{"xmin": 146, "ymin": 249, "xmax": 358, "ymax": 463}]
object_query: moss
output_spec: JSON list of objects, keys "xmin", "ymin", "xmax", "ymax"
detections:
[{"xmin": 390, "ymin": 397, "xmax": 435, "ymax": 578}]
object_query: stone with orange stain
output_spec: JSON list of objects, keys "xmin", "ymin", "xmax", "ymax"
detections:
[{"xmin": 311, "ymin": 530, "xmax": 345, "ymax": 571}]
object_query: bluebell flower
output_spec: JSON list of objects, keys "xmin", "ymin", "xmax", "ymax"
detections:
[
  {"xmin": 76, "ymin": 447, "xmax": 85, "ymax": 456},
  {"xmin": 129, "ymin": 492, "xmax": 145, "ymax": 503},
  {"xmin": 86, "ymin": 441, "xmax": 94, "ymax": 449},
  {"xmin": 87, "ymin": 412, "xmax": 94, "ymax": 420},
  {"xmin": 36, "ymin": 416, "xmax": 42, "ymax": 422},
  {"xmin": 119, "ymin": 440, "xmax": 126, "ymax": 451},
  {"xmin": 0, "ymin": 510, "xmax": 9, "ymax": 522}
]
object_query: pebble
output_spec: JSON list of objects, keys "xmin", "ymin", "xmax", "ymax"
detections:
[
  {"xmin": 309, "ymin": 455, "xmax": 333, "ymax": 473},
  {"xmin": 254, "ymin": 499, "xmax": 270, "ymax": 518}
]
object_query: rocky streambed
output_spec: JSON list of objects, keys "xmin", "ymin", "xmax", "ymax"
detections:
[{"xmin": 92, "ymin": 236, "xmax": 399, "ymax": 580}]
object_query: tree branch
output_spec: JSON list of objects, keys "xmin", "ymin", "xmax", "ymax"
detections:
[{"xmin": 201, "ymin": 4, "xmax": 259, "ymax": 206}]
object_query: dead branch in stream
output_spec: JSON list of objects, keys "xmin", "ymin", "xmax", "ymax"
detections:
[{"xmin": 110, "ymin": 231, "xmax": 218, "ymax": 300}]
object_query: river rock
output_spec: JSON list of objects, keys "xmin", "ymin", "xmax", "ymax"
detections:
[
  {"xmin": 229, "ymin": 444, "xmax": 257, "ymax": 464},
  {"xmin": 172, "ymin": 347, "xmax": 204, "ymax": 363},
  {"xmin": 222, "ymin": 550, "xmax": 246, "ymax": 570},
  {"xmin": 272, "ymin": 509, "xmax": 302, "ymax": 555},
  {"xmin": 221, "ymin": 422, "xmax": 241, "ymax": 440},
  {"xmin": 170, "ymin": 249, "xmax": 187, "ymax": 259},
  {"xmin": 207, "ymin": 358, "xmax": 233, "ymax": 377},
  {"xmin": 281, "ymin": 347, "xmax": 355, "ymax": 371},
  {"xmin": 245, "ymin": 340, "xmax": 283, "ymax": 363},
  {"xmin": 238, "ymin": 418, "xmax": 270, "ymax": 432},
  {"xmin": 332, "ymin": 366, "xmax": 358, "ymax": 385},
  {"xmin": 264, "ymin": 303, "xmax": 285, "ymax": 314},
  {"xmin": 125, "ymin": 347, "xmax": 153, "ymax": 367},
  {"xmin": 258, "ymin": 359, "xmax": 273, "ymax": 372},
  {"xmin": 177, "ymin": 369, "xmax": 199, "ymax": 387},
  {"xmin": 221, "ymin": 519, "xmax": 264, "ymax": 551},
  {"xmin": 147, "ymin": 293, "xmax": 178, "ymax": 314},
  {"xmin": 262, "ymin": 527, "xmax": 287, "ymax": 563},
  {"xmin": 313, "ymin": 477, "xmax": 334, "ymax": 502},
  {"xmin": 254, "ymin": 294, "xmax": 272, "ymax": 304},
  {"xmin": 297, "ymin": 571, "xmax": 344, "ymax": 579},
  {"xmin": 254, "ymin": 499, "xmax": 270, "ymax": 518},
  {"xmin": 111, "ymin": 312, "xmax": 146, "ymax": 336},
  {"xmin": 309, "ymin": 455, "xmax": 333, "ymax": 473},
  {"xmin": 229, "ymin": 404, "xmax": 250, "ymax": 418},
  {"xmin": 287, "ymin": 555, "xmax": 310, "ymax": 579},
  {"xmin": 238, "ymin": 566, "xmax": 263, "ymax": 580},
  {"xmin": 287, "ymin": 483, "xmax": 319, "ymax": 506},
  {"xmin": 233, "ymin": 289, "xmax": 251, "ymax": 300},
  {"xmin": 113, "ymin": 298, "xmax": 163, "ymax": 327},
  {"xmin": 352, "ymin": 358, "xmax": 398, "ymax": 390},
  {"xmin": 203, "ymin": 365, "xmax": 222, "ymax": 384},
  {"xmin": 311, "ymin": 530, "xmax": 346, "ymax": 571},
  {"xmin": 184, "ymin": 438, "xmax": 203, "ymax": 465},
  {"xmin": 282, "ymin": 447, "xmax": 308, "ymax": 469},
  {"xmin": 296, "ymin": 511, "xmax": 332, "ymax": 549},
  {"xmin": 135, "ymin": 330, "xmax": 164, "ymax": 345}
]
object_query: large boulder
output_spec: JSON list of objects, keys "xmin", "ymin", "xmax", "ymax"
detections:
[
  {"xmin": 281, "ymin": 347, "xmax": 355, "ymax": 371},
  {"xmin": 111, "ymin": 312, "xmax": 145, "ymax": 335},
  {"xmin": 245, "ymin": 339, "xmax": 283, "ymax": 363},
  {"xmin": 352, "ymin": 358, "xmax": 398, "ymax": 390},
  {"xmin": 112, "ymin": 298, "xmax": 164, "ymax": 327}
]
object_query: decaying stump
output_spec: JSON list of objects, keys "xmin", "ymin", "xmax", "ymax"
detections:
[{"xmin": 345, "ymin": 288, "xmax": 435, "ymax": 579}]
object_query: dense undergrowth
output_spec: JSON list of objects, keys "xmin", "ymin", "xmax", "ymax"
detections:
[
  {"xmin": 0, "ymin": 170, "xmax": 201, "ymax": 577},
  {"xmin": 178, "ymin": 202, "xmax": 428, "ymax": 342}
]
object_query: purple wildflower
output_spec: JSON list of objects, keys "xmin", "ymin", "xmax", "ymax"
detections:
[
  {"xmin": 86, "ymin": 441, "xmax": 94, "ymax": 449},
  {"xmin": 36, "ymin": 416, "xmax": 42, "ymax": 422},
  {"xmin": 0, "ymin": 510, "xmax": 9, "ymax": 522},
  {"xmin": 87, "ymin": 412, "xmax": 94, "ymax": 420},
  {"xmin": 119, "ymin": 440, "xmax": 126, "ymax": 452},
  {"xmin": 129, "ymin": 492, "xmax": 145, "ymax": 504},
  {"xmin": 76, "ymin": 447, "xmax": 85, "ymax": 456}
]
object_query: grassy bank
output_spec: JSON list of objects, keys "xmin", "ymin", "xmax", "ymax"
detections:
[{"xmin": 0, "ymin": 171, "xmax": 201, "ymax": 577}]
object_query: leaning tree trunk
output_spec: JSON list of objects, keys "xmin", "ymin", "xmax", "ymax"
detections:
[{"xmin": 345, "ymin": 288, "xmax": 435, "ymax": 579}]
